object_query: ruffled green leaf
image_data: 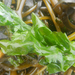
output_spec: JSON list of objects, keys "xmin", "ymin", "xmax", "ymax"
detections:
[
  {"xmin": 0, "ymin": 2, "xmax": 31, "ymax": 33},
  {"xmin": 0, "ymin": 3, "xmax": 75, "ymax": 74}
]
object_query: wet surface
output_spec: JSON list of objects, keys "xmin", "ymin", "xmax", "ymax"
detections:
[{"xmin": 0, "ymin": 0, "xmax": 75, "ymax": 75}]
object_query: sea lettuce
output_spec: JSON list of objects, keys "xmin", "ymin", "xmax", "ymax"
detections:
[
  {"xmin": 0, "ymin": 2, "xmax": 75, "ymax": 74},
  {"xmin": 0, "ymin": 2, "xmax": 31, "ymax": 33},
  {"xmin": 31, "ymin": 13, "xmax": 75, "ymax": 74}
]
